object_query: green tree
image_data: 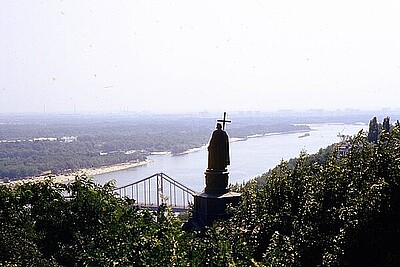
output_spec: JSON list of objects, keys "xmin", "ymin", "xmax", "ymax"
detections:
[
  {"xmin": 382, "ymin": 116, "xmax": 390, "ymax": 132},
  {"xmin": 188, "ymin": 125, "xmax": 400, "ymax": 266},
  {"xmin": 0, "ymin": 176, "xmax": 188, "ymax": 266},
  {"xmin": 368, "ymin": 116, "xmax": 379, "ymax": 143}
]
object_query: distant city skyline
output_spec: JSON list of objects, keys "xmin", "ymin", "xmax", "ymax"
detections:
[{"xmin": 1, "ymin": 1, "xmax": 400, "ymax": 114}]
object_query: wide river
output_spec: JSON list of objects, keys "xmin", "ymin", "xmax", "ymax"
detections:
[{"xmin": 95, "ymin": 123, "xmax": 367, "ymax": 192}]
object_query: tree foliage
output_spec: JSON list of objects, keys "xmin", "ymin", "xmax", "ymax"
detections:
[
  {"xmin": 200, "ymin": 125, "xmax": 400, "ymax": 266},
  {"xmin": 0, "ymin": 176, "xmax": 187, "ymax": 266},
  {"xmin": 368, "ymin": 116, "xmax": 379, "ymax": 143},
  {"xmin": 2, "ymin": 125, "xmax": 400, "ymax": 266}
]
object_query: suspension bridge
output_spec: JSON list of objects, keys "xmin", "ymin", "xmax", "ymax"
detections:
[{"xmin": 114, "ymin": 173, "xmax": 196, "ymax": 212}]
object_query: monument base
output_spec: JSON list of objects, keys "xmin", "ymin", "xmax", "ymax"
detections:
[
  {"xmin": 205, "ymin": 169, "xmax": 229, "ymax": 194},
  {"xmin": 191, "ymin": 191, "xmax": 241, "ymax": 228},
  {"xmin": 183, "ymin": 169, "xmax": 241, "ymax": 230}
]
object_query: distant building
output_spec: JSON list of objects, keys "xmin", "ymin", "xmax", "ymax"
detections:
[
  {"xmin": 33, "ymin": 137, "xmax": 57, "ymax": 142},
  {"xmin": 60, "ymin": 136, "xmax": 77, "ymax": 143},
  {"xmin": 40, "ymin": 170, "xmax": 52, "ymax": 176},
  {"xmin": 337, "ymin": 142, "xmax": 351, "ymax": 157}
]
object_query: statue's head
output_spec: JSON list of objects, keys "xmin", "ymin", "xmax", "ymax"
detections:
[{"xmin": 216, "ymin": 123, "xmax": 222, "ymax": 130}]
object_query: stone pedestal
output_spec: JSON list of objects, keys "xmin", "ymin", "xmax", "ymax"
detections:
[
  {"xmin": 188, "ymin": 169, "xmax": 241, "ymax": 229},
  {"xmin": 205, "ymin": 169, "xmax": 229, "ymax": 194},
  {"xmin": 193, "ymin": 191, "xmax": 241, "ymax": 227}
]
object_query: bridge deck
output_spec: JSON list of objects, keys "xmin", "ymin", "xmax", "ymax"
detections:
[{"xmin": 115, "ymin": 173, "xmax": 196, "ymax": 212}]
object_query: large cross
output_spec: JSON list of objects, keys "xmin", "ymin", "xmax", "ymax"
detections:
[{"xmin": 217, "ymin": 112, "xmax": 231, "ymax": 130}]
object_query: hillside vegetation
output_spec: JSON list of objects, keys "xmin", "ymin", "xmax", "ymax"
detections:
[{"xmin": 1, "ymin": 122, "xmax": 400, "ymax": 266}]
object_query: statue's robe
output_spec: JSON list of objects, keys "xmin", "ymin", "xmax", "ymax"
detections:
[{"xmin": 208, "ymin": 129, "xmax": 230, "ymax": 171}]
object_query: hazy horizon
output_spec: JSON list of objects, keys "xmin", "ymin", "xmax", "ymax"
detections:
[{"xmin": 1, "ymin": 1, "xmax": 399, "ymax": 114}]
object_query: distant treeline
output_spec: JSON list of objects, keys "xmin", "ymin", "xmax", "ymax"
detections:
[
  {"xmin": 0, "ymin": 114, "xmax": 309, "ymax": 179},
  {"xmin": 0, "ymin": 141, "xmax": 146, "ymax": 179}
]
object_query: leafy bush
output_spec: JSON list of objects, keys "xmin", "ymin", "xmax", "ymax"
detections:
[
  {"xmin": 198, "ymin": 126, "xmax": 400, "ymax": 266},
  {"xmin": 0, "ymin": 176, "xmax": 187, "ymax": 266}
]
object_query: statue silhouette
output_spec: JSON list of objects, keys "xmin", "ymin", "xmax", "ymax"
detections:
[{"xmin": 207, "ymin": 123, "xmax": 230, "ymax": 171}]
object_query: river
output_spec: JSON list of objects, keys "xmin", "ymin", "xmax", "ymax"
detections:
[{"xmin": 95, "ymin": 123, "xmax": 367, "ymax": 192}]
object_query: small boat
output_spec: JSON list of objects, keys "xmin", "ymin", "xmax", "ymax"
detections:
[{"xmin": 298, "ymin": 133, "xmax": 310, "ymax": 138}]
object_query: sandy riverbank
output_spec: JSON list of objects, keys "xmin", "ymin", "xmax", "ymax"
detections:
[{"xmin": 0, "ymin": 159, "xmax": 152, "ymax": 186}]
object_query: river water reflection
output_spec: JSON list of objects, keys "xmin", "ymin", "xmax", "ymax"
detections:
[{"xmin": 95, "ymin": 123, "xmax": 367, "ymax": 192}]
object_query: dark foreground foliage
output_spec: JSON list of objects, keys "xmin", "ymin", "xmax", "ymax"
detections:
[
  {"xmin": 0, "ymin": 177, "xmax": 187, "ymax": 266},
  {"xmin": 211, "ymin": 126, "xmax": 400, "ymax": 266},
  {"xmin": 2, "ymin": 126, "xmax": 400, "ymax": 266}
]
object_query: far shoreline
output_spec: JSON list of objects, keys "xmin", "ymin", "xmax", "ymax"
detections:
[
  {"xmin": 1, "ymin": 128, "xmax": 312, "ymax": 185},
  {"xmin": 173, "ymin": 128, "xmax": 312, "ymax": 156},
  {"xmin": 1, "ymin": 159, "xmax": 152, "ymax": 186}
]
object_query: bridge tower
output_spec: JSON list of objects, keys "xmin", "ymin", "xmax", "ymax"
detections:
[{"xmin": 187, "ymin": 112, "xmax": 241, "ymax": 230}]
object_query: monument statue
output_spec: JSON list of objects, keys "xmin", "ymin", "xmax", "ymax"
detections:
[
  {"xmin": 208, "ymin": 123, "xmax": 230, "ymax": 171},
  {"xmin": 185, "ymin": 112, "xmax": 240, "ymax": 230}
]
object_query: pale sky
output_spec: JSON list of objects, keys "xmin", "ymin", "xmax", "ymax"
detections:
[{"xmin": 1, "ymin": 1, "xmax": 399, "ymax": 114}]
